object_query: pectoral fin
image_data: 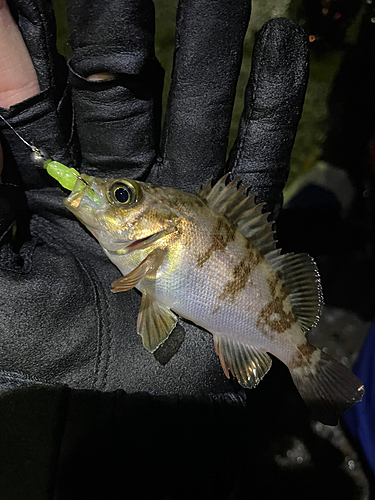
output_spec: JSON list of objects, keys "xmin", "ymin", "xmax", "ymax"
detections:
[
  {"xmin": 111, "ymin": 248, "xmax": 166, "ymax": 293},
  {"xmin": 137, "ymin": 293, "xmax": 178, "ymax": 352},
  {"xmin": 214, "ymin": 335, "xmax": 272, "ymax": 389}
]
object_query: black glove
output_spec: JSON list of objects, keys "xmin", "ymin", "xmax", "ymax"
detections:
[
  {"xmin": 0, "ymin": 0, "xmax": 308, "ymax": 397},
  {"xmin": 0, "ymin": 1, "xmax": 317, "ymax": 498},
  {"xmin": 0, "ymin": 0, "xmax": 308, "ymax": 394}
]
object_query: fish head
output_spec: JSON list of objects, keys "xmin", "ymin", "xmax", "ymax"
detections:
[{"xmin": 63, "ymin": 175, "xmax": 178, "ymax": 252}]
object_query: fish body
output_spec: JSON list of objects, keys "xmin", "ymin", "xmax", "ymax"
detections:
[{"xmin": 64, "ymin": 174, "xmax": 364, "ymax": 424}]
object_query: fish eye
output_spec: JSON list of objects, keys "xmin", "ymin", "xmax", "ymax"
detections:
[
  {"xmin": 107, "ymin": 179, "xmax": 142, "ymax": 206},
  {"xmin": 114, "ymin": 186, "xmax": 130, "ymax": 204}
]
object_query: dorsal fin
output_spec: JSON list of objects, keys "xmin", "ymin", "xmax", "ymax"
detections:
[
  {"xmin": 197, "ymin": 174, "xmax": 277, "ymax": 255},
  {"xmin": 266, "ymin": 251, "xmax": 324, "ymax": 332},
  {"xmin": 197, "ymin": 174, "xmax": 254, "ymax": 219}
]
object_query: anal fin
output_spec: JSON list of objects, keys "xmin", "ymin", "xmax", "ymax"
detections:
[
  {"xmin": 137, "ymin": 293, "xmax": 178, "ymax": 352},
  {"xmin": 214, "ymin": 335, "xmax": 272, "ymax": 389}
]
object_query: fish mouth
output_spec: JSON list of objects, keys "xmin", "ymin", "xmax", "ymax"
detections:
[
  {"xmin": 125, "ymin": 230, "xmax": 168, "ymax": 252},
  {"xmin": 63, "ymin": 196, "xmax": 101, "ymax": 230},
  {"xmin": 106, "ymin": 228, "xmax": 174, "ymax": 255},
  {"xmin": 63, "ymin": 175, "xmax": 103, "ymax": 230}
]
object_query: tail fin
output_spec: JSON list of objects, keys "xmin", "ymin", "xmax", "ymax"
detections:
[{"xmin": 290, "ymin": 350, "xmax": 364, "ymax": 425}]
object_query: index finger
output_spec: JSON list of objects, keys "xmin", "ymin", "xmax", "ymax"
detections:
[{"xmin": 65, "ymin": 0, "xmax": 163, "ymax": 180}]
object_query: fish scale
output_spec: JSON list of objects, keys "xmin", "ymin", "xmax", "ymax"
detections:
[{"xmin": 63, "ymin": 172, "xmax": 364, "ymax": 425}]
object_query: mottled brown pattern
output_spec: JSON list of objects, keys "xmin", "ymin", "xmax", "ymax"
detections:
[
  {"xmin": 256, "ymin": 276, "xmax": 295, "ymax": 338},
  {"xmin": 196, "ymin": 217, "xmax": 235, "ymax": 268},
  {"xmin": 143, "ymin": 208, "xmax": 173, "ymax": 229},
  {"xmin": 159, "ymin": 189, "xmax": 207, "ymax": 216},
  {"xmin": 175, "ymin": 195, "xmax": 207, "ymax": 212},
  {"xmin": 218, "ymin": 244, "xmax": 262, "ymax": 302},
  {"xmin": 291, "ymin": 343, "xmax": 316, "ymax": 368},
  {"xmin": 175, "ymin": 217, "xmax": 196, "ymax": 246}
]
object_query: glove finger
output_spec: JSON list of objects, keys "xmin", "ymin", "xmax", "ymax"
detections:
[
  {"xmin": 0, "ymin": 0, "xmax": 73, "ymax": 189},
  {"xmin": 227, "ymin": 18, "xmax": 309, "ymax": 219},
  {"xmin": 156, "ymin": 0, "xmax": 251, "ymax": 192},
  {"xmin": 66, "ymin": 0, "xmax": 163, "ymax": 179}
]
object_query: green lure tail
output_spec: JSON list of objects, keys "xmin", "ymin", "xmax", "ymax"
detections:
[
  {"xmin": 43, "ymin": 159, "xmax": 101, "ymax": 204},
  {"xmin": 43, "ymin": 160, "xmax": 82, "ymax": 191}
]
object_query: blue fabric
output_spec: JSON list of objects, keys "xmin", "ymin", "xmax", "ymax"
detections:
[{"xmin": 344, "ymin": 321, "xmax": 375, "ymax": 475}]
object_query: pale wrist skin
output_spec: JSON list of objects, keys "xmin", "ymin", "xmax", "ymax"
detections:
[
  {"xmin": 0, "ymin": 0, "xmax": 41, "ymax": 181},
  {"xmin": 0, "ymin": 0, "xmax": 40, "ymax": 109}
]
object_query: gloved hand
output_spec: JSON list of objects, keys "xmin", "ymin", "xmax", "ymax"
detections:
[
  {"xmin": 0, "ymin": 2, "xmax": 317, "ymax": 496},
  {"xmin": 0, "ymin": 0, "xmax": 308, "ymax": 398}
]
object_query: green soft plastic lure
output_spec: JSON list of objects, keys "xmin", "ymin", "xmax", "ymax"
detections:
[
  {"xmin": 43, "ymin": 159, "xmax": 82, "ymax": 191},
  {"xmin": 38, "ymin": 155, "xmax": 101, "ymax": 204},
  {"xmin": 41, "ymin": 158, "xmax": 101, "ymax": 204}
]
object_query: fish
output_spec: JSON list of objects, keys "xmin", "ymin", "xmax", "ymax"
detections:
[{"xmin": 63, "ymin": 173, "xmax": 364, "ymax": 425}]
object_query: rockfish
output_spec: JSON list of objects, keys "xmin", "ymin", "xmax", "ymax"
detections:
[{"xmin": 63, "ymin": 174, "xmax": 364, "ymax": 424}]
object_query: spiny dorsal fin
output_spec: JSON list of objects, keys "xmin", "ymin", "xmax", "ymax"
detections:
[
  {"xmin": 266, "ymin": 251, "xmax": 324, "ymax": 332},
  {"xmin": 197, "ymin": 174, "xmax": 277, "ymax": 255},
  {"xmin": 198, "ymin": 174, "xmax": 254, "ymax": 219},
  {"xmin": 213, "ymin": 335, "xmax": 272, "ymax": 389}
]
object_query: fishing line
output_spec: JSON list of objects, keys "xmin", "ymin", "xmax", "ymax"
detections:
[{"xmin": 0, "ymin": 113, "xmax": 39, "ymax": 153}]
